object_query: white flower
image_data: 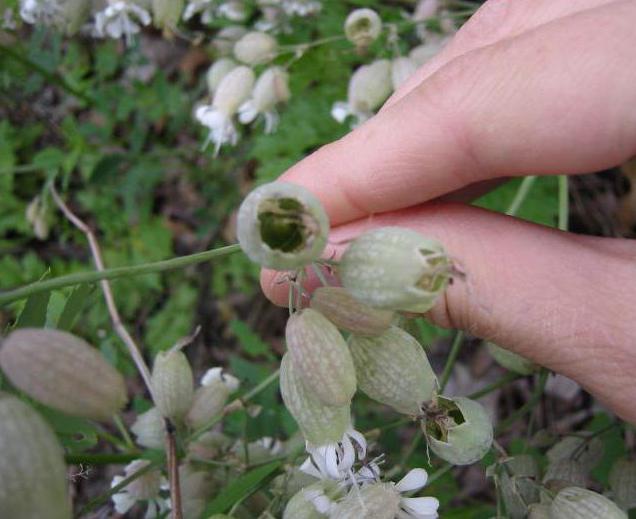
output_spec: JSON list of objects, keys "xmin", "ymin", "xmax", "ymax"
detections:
[
  {"xmin": 206, "ymin": 58, "xmax": 239, "ymax": 95},
  {"xmin": 94, "ymin": 1, "xmax": 151, "ymax": 47},
  {"xmin": 130, "ymin": 407, "xmax": 165, "ymax": 450},
  {"xmin": 111, "ymin": 460, "xmax": 170, "ymax": 518},
  {"xmin": 200, "ymin": 366, "xmax": 241, "ymax": 392},
  {"xmin": 182, "ymin": 0, "xmax": 213, "ymax": 21},
  {"xmin": 19, "ymin": 0, "xmax": 59, "ymax": 25},
  {"xmin": 281, "ymin": 0, "xmax": 321, "ymax": 17},
  {"xmin": 300, "ymin": 428, "xmax": 367, "ymax": 481},
  {"xmin": 183, "ymin": 0, "xmax": 246, "ymax": 23},
  {"xmin": 238, "ymin": 66, "xmax": 290, "ymax": 134},
  {"xmin": 217, "ymin": 0, "xmax": 247, "ymax": 21},
  {"xmin": 394, "ymin": 468, "xmax": 439, "ymax": 519}
]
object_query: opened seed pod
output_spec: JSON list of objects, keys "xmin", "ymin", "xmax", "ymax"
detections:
[
  {"xmin": 237, "ymin": 182, "xmax": 329, "ymax": 270},
  {"xmin": 349, "ymin": 326, "xmax": 437, "ymax": 415},
  {"xmin": 310, "ymin": 287, "xmax": 394, "ymax": 336},
  {"xmin": 550, "ymin": 487, "xmax": 627, "ymax": 518},
  {"xmin": 609, "ymin": 458, "xmax": 636, "ymax": 510},
  {"xmin": 151, "ymin": 349, "xmax": 194, "ymax": 422},
  {"xmin": 279, "ymin": 353, "xmax": 351, "ymax": 446},
  {"xmin": 344, "ymin": 8, "xmax": 382, "ymax": 48},
  {"xmin": 0, "ymin": 394, "xmax": 71, "ymax": 519},
  {"xmin": 339, "ymin": 227, "xmax": 453, "ymax": 312},
  {"xmin": 286, "ymin": 309, "xmax": 356, "ymax": 407},
  {"xmin": 331, "ymin": 483, "xmax": 401, "ymax": 519},
  {"xmin": 423, "ymin": 396, "xmax": 493, "ymax": 466},
  {"xmin": 486, "ymin": 342, "xmax": 538, "ymax": 375},
  {"xmin": 0, "ymin": 328, "xmax": 127, "ymax": 421}
]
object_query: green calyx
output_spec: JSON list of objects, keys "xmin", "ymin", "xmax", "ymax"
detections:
[{"xmin": 258, "ymin": 198, "xmax": 311, "ymax": 253}]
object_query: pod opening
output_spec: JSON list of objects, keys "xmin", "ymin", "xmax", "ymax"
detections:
[{"xmin": 257, "ymin": 197, "xmax": 317, "ymax": 253}]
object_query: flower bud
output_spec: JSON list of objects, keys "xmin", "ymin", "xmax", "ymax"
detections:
[
  {"xmin": 609, "ymin": 458, "xmax": 636, "ymax": 510},
  {"xmin": 206, "ymin": 58, "xmax": 239, "ymax": 94},
  {"xmin": 344, "ymin": 8, "xmax": 382, "ymax": 48},
  {"xmin": 212, "ymin": 25, "xmax": 248, "ymax": 56},
  {"xmin": 331, "ymin": 483, "xmax": 401, "ymax": 519},
  {"xmin": 550, "ymin": 487, "xmax": 627, "ymax": 519},
  {"xmin": 310, "ymin": 286, "xmax": 394, "ymax": 336},
  {"xmin": 391, "ymin": 56, "xmax": 418, "ymax": 90},
  {"xmin": 0, "ymin": 328, "xmax": 127, "ymax": 421},
  {"xmin": 486, "ymin": 342, "xmax": 538, "ymax": 375},
  {"xmin": 0, "ymin": 394, "xmax": 71, "ymax": 519},
  {"xmin": 286, "ymin": 308, "xmax": 356, "ymax": 407},
  {"xmin": 546, "ymin": 434, "xmax": 604, "ymax": 473},
  {"xmin": 233, "ymin": 31, "xmax": 278, "ymax": 65},
  {"xmin": 151, "ymin": 349, "xmax": 194, "ymax": 421},
  {"xmin": 186, "ymin": 380, "xmax": 230, "ymax": 430},
  {"xmin": 279, "ymin": 353, "xmax": 351, "ymax": 446},
  {"xmin": 213, "ymin": 65, "xmax": 256, "ymax": 116},
  {"xmin": 543, "ymin": 459, "xmax": 588, "ymax": 491},
  {"xmin": 152, "ymin": 0, "xmax": 183, "ymax": 29},
  {"xmin": 339, "ymin": 227, "xmax": 452, "ymax": 312},
  {"xmin": 131, "ymin": 407, "xmax": 165, "ymax": 450},
  {"xmin": 349, "ymin": 326, "xmax": 437, "ymax": 415},
  {"xmin": 423, "ymin": 396, "xmax": 493, "ymax": 466},
  {"xmin": 237, "ymin": 181, "xmax": 329, "ymax": 270}
]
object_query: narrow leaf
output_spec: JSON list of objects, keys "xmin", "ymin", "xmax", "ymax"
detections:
[
  {"xmin": 15, "ymin": 290, "xmax": 51, "ymax": 328},
  {"xmin": 57, "ymin": 284, "xmax": 93, "ymax": 331}
]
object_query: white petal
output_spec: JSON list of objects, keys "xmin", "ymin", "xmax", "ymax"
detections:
[
  {"xmin": 299, "ymin": 457, "xmax": 323, "ymax": 479},
  {"xmin": 396, "ymin": 468, "xmax": 429, "ymax": 493},
  {"xmin": 331, "ymin": 101, "xmax": 350, "ymax": 123},
  {"xmin": 111, "ymin": 490, "xmax": 136, "ymax": 514},
  {"xmin": 400, "ymin": 496, "xmax": 440, "ymax": 518},
  {"xmin": 200, "ymin": 367, "xmax": 223, "ymax": 386},
  {"xmin": 312, "ymin": 494, "xmax": 333, "ymax": 514},
  {"xmin": 238, "ymin": 100, "xmax": 258, "ymax": 124},
  {"xmin": 347, "ymin": 429, "xmax": 367, "ymax": 459},
  {"xmin": 338, "ymin": 434, "xmax": 355, "ymax": 473},
  {"xmin": 324, "ymin": 445, "xmax": 341, "ymax": 479}
]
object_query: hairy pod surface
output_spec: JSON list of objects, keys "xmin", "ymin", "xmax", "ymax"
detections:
[
  {"xmin": 423, "ymin": 396, "xmax": 493, "ymax": 466},
  {"xmin": 151, "ymin": 349, "xmax": 194, "ymax": 421},
  {"xmin": 0, "ymin": 328, "xmax": 127, "ymax": 421},
  {"xmin": 310, "ymin": 287, "xmax": 394, "ymax": 336},
  {"xmin": 0, "ymin": 394, "xmax": 71, "ymax": 519},
  {"xmin": 549, "ymin": 487, "xmax": 627, "ymax": 518},
  {"xmin": 348, "ymin": 326, "xmax": 437, "ymax": 415},
  {"xmin": 339, "ymin": 227, "xmax": 452, "ymax": 312},
  {"xmin": 286, "ymin": 308, "xmax": 356, "ymax": 407},
  {"xmin": 609, "ymin": 458, "xmax": 636, "ymax": 510},
  {"xmin": 237, "ymin": 182, "xmax": 329, "ymax": 270},
  {"xmin": 486, "ymin": 342, "xmax": 538, "ymax": 376},
  {"xmin": 279, "ymin": 353, "xmax": 350, "ymax": 446},
  {"xmin": 330, "ymin": 483, "xmax": 401, "ymax": 519}
]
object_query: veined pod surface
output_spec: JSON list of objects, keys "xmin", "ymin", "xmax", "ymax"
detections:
[
  {"xmin": 498, "ymin": 455, "xmax": 541, "ymax": 519},
  {"xmin": 609, "ymin": 458, "xmax": 636, "ymax": 510},
  {"xmin": 423, "ymin": 396, "xmax": 493, "ymax": 466},
  {"xmin": 279, "ymin": 353, "xmax": 350, "ymax": 446},
  {"xmin": 543, "ymin": 459, "xmax": 588, "ymax": 491},
  {"xmin": 237, "ymin": 182, "xmax": 329, "ymax": 270},
  {"xmin": 546, "ymin": 434, "xmax": 604, "ymax": 473},
  {"xmin": 151, "ymin": 349, "xmax": 194, "ymax": 421},
  {"xmin": 0, "ymin": 394, "xmax": 71, "ymax": 519},
  {"xmin": 286, "ymin": 308, "xmax": 356, "ymax": 407},
  {"xmin": 549, "ymin": 487, "xmax": 627, "ymax": 518},
  {"xmin": 348, "ymin": 326, "xmax": 437, "ymax": 415},
  {"xmin": 310, "ymin": 287, "xmax": 394, "ymax": 336},
  {"xmin": 0, "ymin": 328, "xmax": 127, "ymax": 421},
  {"xmin": 186, "ymin": 380, "xmax": 230, "ymax": 430},
  {"xmin": 339, "ymin": 227, "xmax": 453, "ymax": 312},
  {"xmin": 330, "ymin": 483, "xmax": 401, "ymax": 519}
]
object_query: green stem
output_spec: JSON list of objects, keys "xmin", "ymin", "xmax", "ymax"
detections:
[
  {"xmin": 114, "ymin": 414, "xmax": 136, "ymax": 451},
  {"xmin": 558, "ymin": 175, "xmax": 569, "ymax": 231},
  {"xmin": 469, "ymin": 372, "xmax": 522, "ymax": 400},
  {"xmin": 439, "ymin": 331, "xmax": 464, "ymax": 392},
  {"xmin": 0, "ymin": 43, "xmax": 93, "ymax": 103},
  {"xmin": 506, "ymin": 176, "xmax": 537, "ymax": 217},
  {"xmin": 66, "ymin": 452, "xmax": 141, "ymax": 465},
  {"xmin": 0, "ymin": 244, "xmax": 242, "ymax": 306},
  {"xmin": 496, "ymin": 370, "xmax": 549, "ymax": 433},
  {"xmin": 427, "ymin": 463, "xmax": 453, "ymax": 485}
]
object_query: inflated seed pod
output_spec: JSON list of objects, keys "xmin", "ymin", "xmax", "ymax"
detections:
[
  {"xmin": 152, "ymin": 0, "xmax": 183, "ymax": 29},
  {"xmin": 0, "ymin": 394, "xmax": 71, "ymax": 519},
  {"xmin": 207, "ymin": 58, "xmax": 239, "ymax": 94},
  {"xmin": 151, "ymin": 349, "xmax": 194, "ymax": 421},
  {"xmin": 0, "ymin": 328, "xmax": 127, "ymax": 421},
  {"xmin": 543, "ymin": 459, "xmax": 588, "ymax": 491},
  {"xmin": 279, "ymin": 354, "xmax": 350, "ymax": 446},
  {"xmin": 283, "ymin": 480, "xmax": 342, "ymax": 519},
  {"xmin": 348, "ymin": 326, "xmax": 437, "ymax": 415},
  {"xmin": 186, "ymin": 381, "xmax": 230, "ymax": 430},
  {"xmin": 528, "ymin": 503, "xmax": 551, "ymax": 519},
  {"xmin": 237, "ymin": 182, "xmax": 329, "ymax": 270},
  {"xmin": 339, "ymin": 227, "xmax": 452, "ymax": 312},
  {"xmin": 233, "ymin": 31, "xmax": 278, "ymax": 65},
  {"xmin": 486, "ymin": 342, "xmax": 538, "ymax": 375},
  {"xmin": 499, "ymin": 455, "xmax": 541, "ymax": 519},
  {"xmin": 286, "ymin": 309, "xmax": 356, "ymax": 407},
  {"xmin": 609, "ymin": 458, "xmax": 636, "ymax": 510},
  {"xmin": 131, "ymin": 407, "xmax": 165, "ymax": 449},
  {"xmin": 344, "ymin": 8, "xmax": 382, "ymax": 48},
  {"xmin": 330, "ymin": 483, "xmax": 401, "ymax": 519},
  {"xmin": 546, "ymin": 435, "xmax": 604, "ymax": 473},
  {"xmin": 549, "ymin": 487, "xmax": 627, "ymax": 518},
  {"xmin": 310, "ymin": 287, "xmax": 394, "ymax": 336},
  {"xmin": 423, "ymin": 396, "xmax": 493, "ymax": 466}
]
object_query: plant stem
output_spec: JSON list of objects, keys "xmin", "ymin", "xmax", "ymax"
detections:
[
  {"xmin": 496, "ymin": 370, "xmax": 549, "ymax": 433},
  {"xmin": 0, "ymin": 244, "xmax": 241, "ymax": 306},
  {"xmin": 558, "ymin": 175, "xmax": 569, "ymax": 231},
  {"xmin": 114, "ymin": 414, "xmax": 136, "ymax": 450},
  {"xmin": 469, "ymin": 372, "xmax": 521, "ymax": 400},
  {"xmin": 439, "ymin": 331, "xmax": 465, "ymax": 392},
  {"xmin": 165, "ymin": 419, "xmax": 183, "ymax": 519},
  {"xmin": 505, "ymin": 176, "xmax": 537, "ymax": 216}
]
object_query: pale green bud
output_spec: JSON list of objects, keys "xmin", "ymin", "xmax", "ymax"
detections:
[
  {"xmin": 609, "ymin": 458, "xmax": 636, "ymax": 510},
  {"xmin": 423, "ymin": 396, "xmax": 493, "ymax": 465},
  {"xmin": 550, "ymin": 487, "xmax": 627, "ymax": 518},
  {"xmin": 286, "ymin": 308, "xmax": 356, "ymax": 407},
  {"xmin": 213, "ymin": 25, "xmax": 248, "ymax": 56},
  {"xmin": 348, "ymin": 59, "xmax": 392, "ymax": 113},
  {"xmin": 152, "ymin": 0, "xmax": 183, "ymax": 29},
  {"xmin": 310, "ymin": 286, "xmax": 394, "ymax": 336},
  {"xmin": 213, "ymin": 66, "xmax": 255, "ymax": 116},
  {"xmin": 331, "ymin": 483, "xmax": 401, "ymax": 519},
  {"xmin": 339, "ymin": 227, "xmax": 452, "ymax": 312},
  {"xmin": 344, "ymin": 8, "xmax": 382, "ymax": 48},
  {"xmin": 547, "ymin": 434, "xmax": 604, "ymax": 473},
  {"xmin": 0, "ymin": 328, "xmax": 127, "ymax": 421},
  {"xmin": 207, "ymin": 58, "xmax": 239, "ymax": 94},
  {"xmin": 237, "ymin": 182, "xmax": 329, "ymax": 270},
  {"xmin": 391, "ymin": 56, "xmax": 418, "ymax": 90},
  {"xmin": 283, "ymin": 480, "xmax": 342, "ymax": 519},
  {"xmin": 486, "ymin": 342, "xmax": 538, "ymax": 375},
  {"xmin": 279, "ymin": 353, "xmax": 350, "ymax": 446},
  {"xmin": 151, "ymin": 349, "xmax": 194, "ymax": 421},
  {"xmin": 186, "ymin": 381, "xmax": 230, "ymax": 430},
  {"xmin": 233, "ymin": 31, "xmax": 278, "ymax": 65},
  {"xmin": 349, "ymin": 326, "xmax": 437, "ymax": 415},
  {"xmin": 0, "ymin": 394, "xmax": 71, "ymax": 519},
  {"xmin": 131, "ymin": 407, "xmax": 165, "ymax": 449}
]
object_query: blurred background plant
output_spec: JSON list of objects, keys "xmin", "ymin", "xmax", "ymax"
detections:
[{"xmin": 0, "ymin": 0, "xmax": 635, "ymax": 517}]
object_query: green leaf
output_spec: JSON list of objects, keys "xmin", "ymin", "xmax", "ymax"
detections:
[
  {"xmin": 57, "ymin": 284, "xmax": 94, "ymax": 331},
  {"xmin": 35, "ymin": 405, "xmax": 99, "ymax": 452},
  {"xmin": 203, "ymin": 461, "xmax": 282, "ymax": 515},
  {"xmin": 229, "ymin": 319, "xmax": 273, "ymax": 359},
  {"xmin": 14, "ymin": 290, "xmax": 51, "ymax": 328}
]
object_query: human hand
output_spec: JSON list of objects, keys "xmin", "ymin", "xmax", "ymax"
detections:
[{"xmin": 260, "ymin": 0, "xmax": 636, "ymax": 423}]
